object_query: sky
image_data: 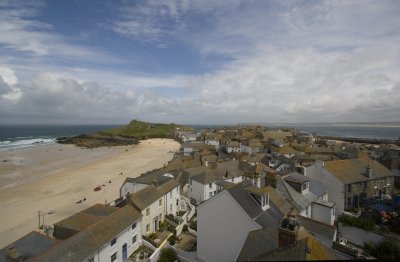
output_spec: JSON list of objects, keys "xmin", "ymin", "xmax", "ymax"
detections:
[{"xmin": 0, "ymin": 0, "xmax": 399, "ymax": 125}]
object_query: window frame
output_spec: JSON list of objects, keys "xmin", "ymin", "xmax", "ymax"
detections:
[
  {"xmin": 111, "ymin": 251, "xmax": 117, "ymax": 262},
  {"xmin": 110, "ymin": 237, "xmax": 117, "ymax": 246}
]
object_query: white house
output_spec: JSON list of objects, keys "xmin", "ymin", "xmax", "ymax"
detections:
[
  {"xmin": 130, "ymin": 179, "xmax": 180, "ymax": 235},
  {"xmin": 181, "ymin": 141, "xmax": 210, "ymax": 156},
  {"xmin": 205, "ymin": 138, "xmax": 219, "ymax": 150},
  {"xmin": 38, "ymin": 204, "xmax": 142, "ymax": 262},
  {"xmin": 275, "ymin": 172, "xmax": 335, "ymax": 225},
  {"xmin": 197, "ymin": 181, "xmax": 284, "ymax": 262},
  {"xmin": 240, "ymin": 139, "xmax": 263, "ymax": 155},
  {"xmin": 120, "ymin": 169, "xmax": 180, "ymax": 197},
  {"xmin": 179, "ymin": 132, "xmax": 199, "ymax": 142},
  {"xmin": 187, "ymin": 162, "xmax": 245, "ymax": 205},
  {"xmin": 225, "ymin": 141, "xmax": 240, "ymax": 154}
]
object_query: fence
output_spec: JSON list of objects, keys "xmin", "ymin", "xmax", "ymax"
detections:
[{"xmin": 145, "ymin": 232, "xmax": 173, "ymax": 262}]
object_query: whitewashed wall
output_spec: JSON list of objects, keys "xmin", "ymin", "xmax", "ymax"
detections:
[{"xmin": 197, "ymin": 191, "xmax": 261, "ymax": 262}]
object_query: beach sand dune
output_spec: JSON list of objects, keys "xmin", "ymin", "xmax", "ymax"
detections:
[{"xmin": 0, "ymin": 138, "xmax": 180, "ymax": 248}]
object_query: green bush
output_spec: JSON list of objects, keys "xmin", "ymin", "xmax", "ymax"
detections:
[
  {"xmin": 168, "ymin": 234, "xmax": 178, "ymax": 246},
  {"xmin": 339, "ymin": 215, "xmax": 375, "ymax": 231},
  {"xmin": 148, "ymin": 233, "xmax": 157, "ymax": 240},
  {"xmin": 159, "ymin": 222, "xmax": 166, "ymax": 231},
  {"xmin": 183, "ymin": 224, "xmax": 188, "ymax": 232},
  {"xmin": 364, "ymin": 239, "xmax": 400, "ymax": 260},
  {"xmin": 158, "ymin": 248, "xmax": 178, "ymax": 262},
  {"xmin": 189, "ymin": 220, "xmax": 197, "ymax": 231}
]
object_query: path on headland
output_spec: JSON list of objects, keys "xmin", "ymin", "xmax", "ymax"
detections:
[{"xmin": 0, "ymin": 138, "xmax": 180, "ymax": 248}]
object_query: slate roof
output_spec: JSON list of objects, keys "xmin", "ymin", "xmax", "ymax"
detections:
[
  {"xmin": 278, "ymin": 146, "xmax": 299, "ymax": 155},
  {"xmin": 226, "ymin": 141, "xmax": 240, "ymax": 147},
  {"xmin": 188, "ymin": 160, "xmax": 245, "ymax": 184},
  {"xmin": 122, "ymin": 169, "xmax": 176, "ymax": 188},
  {"xmin": 253, "ymin": 229, "xmax": 336, "ymax": 261},
  {"xmin": 226, "ymin": 181, "xmax": 283, "ymax": 228},
  {"xmin": 0, "ymin": 232, "xmax": 58, "ymax": 262},
  {"xmin": 35, "ymin": 205, "xmax": 142, "ymax": 262},
  {"xmin": 191, "ymin": 171, "xmax": 218, "ymax": 184},
  {"xmin": 324, "ymin": 157, "xmax": 393, "ymax": 184},
  {"xmin": 130, "ymin": 185, "xmax": 164, "ymax": 210},
  {"xmin": 237, "ymin": 227, "xmax": 279, "ymax": 261},
  {"xmin": 215, "ymin": 180, "xmax": 235, "ymax": 188},
  {"xmin": 157, "ymin": 178, "xmax": 179, "ymax": 195},
  {"xmin": 276, "ymin": 172, "xmax": 327, "ymax": 211},
  {"xmin": 284, "ymin": 175, "xmax": 309, "ymax": 184},
  {"xmin": 262, "ymin": 186, "xmax": 300, "ymax": 216},
  {"xmin": 296, "ymin": 215, "xmax": 337, "ymax": 241},
  {"xmin": 54, "ymin": 204, "xmax": 119, "ymax": 233}
]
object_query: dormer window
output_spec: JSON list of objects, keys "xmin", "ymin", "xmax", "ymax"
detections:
[
  {"xmin": 248, "ymin": 189, "xmax": 270, "ymax": 211},
  {"xmin": 301, "ymin": 182, "xmax": 309, "ymax": 193}
]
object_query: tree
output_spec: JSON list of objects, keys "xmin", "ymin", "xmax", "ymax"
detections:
[{"xmin": 158, "ymin": 248, "xmax": 178, "ymax": 262}]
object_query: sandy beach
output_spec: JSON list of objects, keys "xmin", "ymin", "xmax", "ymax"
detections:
[{"xmin": 0, "ymin": 139, "xmax": 180, "ymax": 248}]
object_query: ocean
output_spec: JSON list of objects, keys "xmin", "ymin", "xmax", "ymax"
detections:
[
  {"xmin": 0, "ymin": 125, "xmax": 119, "ymax": 151},
  {"xmin": 1, "ymin": 123, "xmax": 399, "ymax": 151},
  {"xmin": 267, "ymin": 123, "xmax": 400, "ymax": 140},
  {"xmin": 191, "ymin": 123, "xmax": 400, "ymax": 140}
]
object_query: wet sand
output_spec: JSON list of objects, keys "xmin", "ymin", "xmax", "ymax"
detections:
[{"xmin": 0, "ymin": 138, "xmax": 180, "ymax": 248}]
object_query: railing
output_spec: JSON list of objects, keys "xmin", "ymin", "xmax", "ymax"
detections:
[
  {"xmin": 147, "ymin": 232, "xmax": 173, "ymax": 262},
  {"xmin": 180, "ymin": 195, "xmax": 196, "ymax": 222}
]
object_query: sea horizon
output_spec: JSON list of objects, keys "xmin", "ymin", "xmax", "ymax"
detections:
[{"xmin": 1, "ymin": 122, "xmax": 399, "ymax": 152}]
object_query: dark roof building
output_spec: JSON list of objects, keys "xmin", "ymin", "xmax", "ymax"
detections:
[
  {"xmin": 35, "ymin": 205, "xmax": 142, "ymax": 262},
  {"xmin": 0, "ymin": 232, "xmax": 58, "ymax": 262}
]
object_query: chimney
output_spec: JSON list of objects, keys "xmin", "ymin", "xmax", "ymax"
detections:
[
  {"xmin": 152, "ymin": 179, "xmax": 158, "ymax": 187},
  {"xmin": 6, "ymin": 246, "xmax": 22, "ymax": 262},
  {"xmin": 279, "ymin": 215, "xmax": 298, "ymax": 248}
]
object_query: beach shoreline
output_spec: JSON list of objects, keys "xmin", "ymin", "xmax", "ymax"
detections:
[{"xmin": 0, "ymin": 138, "xmax": 180, "ymax": 248}]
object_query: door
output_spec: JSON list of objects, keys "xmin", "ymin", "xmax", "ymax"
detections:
[{"xmin": 122, "ymin": 243, "xmax": 127, "ymax": 262}]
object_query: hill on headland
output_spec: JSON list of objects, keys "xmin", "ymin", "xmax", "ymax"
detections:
[
  {"xmin": 57, "ymin": 120, "xmax": 190, "ymax": 148},
  {"xmin": 99, "ymin": 119, "xmax": 189, "ymax": 139}
]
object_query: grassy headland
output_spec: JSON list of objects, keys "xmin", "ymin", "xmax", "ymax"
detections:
[{"xmin": 57, "ymin": 120, "xmax": 191, "ymax": 148}]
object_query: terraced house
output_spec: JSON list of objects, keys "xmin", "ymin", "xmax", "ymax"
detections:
[{"xmin": 305, "ymin": 158, "xmax": 394, "ymax": 211}]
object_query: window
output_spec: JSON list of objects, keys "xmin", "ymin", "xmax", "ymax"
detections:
[
  {"xmin": 131, "ymin": 223, "xmax": 136, "ymax": 230},
  {"xmin": 176, "ymin": 199, "xmax": 179, "ymax": 205},
  {"xmin": 214, "ymin": 190, "xmax": 216, "ymax": 195},
  {"xmin": 170, "ymin": 204, "xmax": 172, "ymax": 211},
  {"xmin": 190, "ymin": 179, "xmax": 192, "ymax": 185},
  {"xmin": 261, "ymin": 194, "xmax": 269, "ymax": 208},
  {"xmin": 132, "ymin": 235, "xmax": 137, "ymax": 244},
  {"xmin": 110, "ymin": 237, "xmax": 116, "ymax": 246},
  {"xmin": 111, "ymin": 251, "xmax": 117, "ymax": 262},
  {"xmin": 146, "ymin": 208, "xmax": 150, "ymax": 216},
  {"xmin": 209, "ymin": 192, "xmax": 212, "ymax": 197},
  {"xmin": 169, "ymin": 191, "xmax": 172, "ymax": 198},
  {"xmin": 347, "ymin": 184, "xmax": 352, "ymax": 193},
  {"xmin": 146, "ymin": 224, "xmax": 150, "ymax": 233},
  {"xmin": 209, "ymin": 183, "xmax": 212, "ymax": 188},
  {"xmin": 159, "ymin": 199, "xmax": 162, "ymax": 206},
  {"xmin": 301, "ymin": 182, "xmax": 309, "ymax": 191}
]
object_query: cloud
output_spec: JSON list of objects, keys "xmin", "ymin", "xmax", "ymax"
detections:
[
  {"xmin": 0, "ymin": 1, "xmax": 121, "ymax": 64},
  {"xmin": 1, "ymin": 0, "xmax": 400, "ymax": 124}
]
